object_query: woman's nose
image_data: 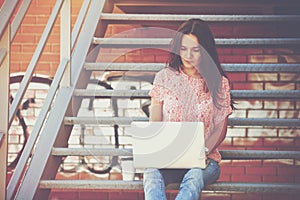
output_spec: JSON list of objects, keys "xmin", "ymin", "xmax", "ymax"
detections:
[{"xmin": 185, "ymin": 49, "xmax": 193, "ymax": 59}]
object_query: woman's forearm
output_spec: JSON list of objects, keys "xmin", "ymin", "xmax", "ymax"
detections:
[
  {"xmin": 206, "ymin": 117, "xmax": 229, "ymax": 154},
  {"xmin": 149, "ymin": 98, "xmax": 163, "ymax": 122}
]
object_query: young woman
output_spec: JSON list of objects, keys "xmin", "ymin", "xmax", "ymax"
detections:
[{"xmin": 143, "ymin": 19, "xmax": 233, "ymax": 200}]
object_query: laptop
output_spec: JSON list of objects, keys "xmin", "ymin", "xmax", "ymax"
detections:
[{"xmin": 126, "ymin": 121, "xmax": 206, "ymax": 169}]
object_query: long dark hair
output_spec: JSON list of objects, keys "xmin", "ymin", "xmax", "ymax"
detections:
[{"xmin": 168, "ymin": 18, "xmax": 231, "ymax": 109}]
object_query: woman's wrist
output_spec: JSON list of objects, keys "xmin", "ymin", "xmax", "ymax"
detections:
[{"xmin": 205, "ymin": 147, "xmax": 209, "ymax": 155}]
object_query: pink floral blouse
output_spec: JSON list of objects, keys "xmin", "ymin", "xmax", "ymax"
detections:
[{"xmin": 149, "ymin": 68, "xmax": 232, "ymax": 162}]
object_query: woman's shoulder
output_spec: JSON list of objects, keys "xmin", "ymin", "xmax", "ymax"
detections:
[{"xmin": 153, "ymin": 67, "xmax": 179, "ymax": 85}]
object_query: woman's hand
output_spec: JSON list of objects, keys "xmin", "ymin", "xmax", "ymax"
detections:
[{"xmin": 149, "ymin": 98, "xmax": 163, "ymax": 122}]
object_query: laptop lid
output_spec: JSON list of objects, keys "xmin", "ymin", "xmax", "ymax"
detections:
[{"xmin": 126, "ymin": 121, "xmax": 206, "ymax": 169}]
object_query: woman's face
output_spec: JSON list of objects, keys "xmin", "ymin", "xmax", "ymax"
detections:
[{"xmin": 180, "ymin": 34, "xmax": 201, "ymax": 69}]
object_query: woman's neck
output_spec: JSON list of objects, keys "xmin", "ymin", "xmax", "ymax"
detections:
[{"xmin": 181, "ymin": 67, "xmax": 202, "ymax": 78}]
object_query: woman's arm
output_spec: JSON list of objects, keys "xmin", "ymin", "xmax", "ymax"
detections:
[
  {"xmin": 211, "ymin": 116, "xmax": 228, "ymax": 152},
  {"xmin": 206, "ymin": 116, "xmax": 229, "ymax": 154},
  {"xmin": 149, "ymin": 98, "xmax": 163, "ymax": 122}
]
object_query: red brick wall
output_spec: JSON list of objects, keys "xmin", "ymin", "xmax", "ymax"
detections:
[{"xmin": 7, "ymin": 0, "xmax": 83, "ymax": 76}]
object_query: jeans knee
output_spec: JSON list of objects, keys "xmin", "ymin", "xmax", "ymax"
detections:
[
  {"xmin": 188, "ymin": 168, "xmax": 204, "ymax": 181},
  {"xmin": 143, "ymin": 168, "xmax": 164, "ymax": 186},
  {"xmin": 181, "ymin": 168, "xmax": 204, "ymax": 191},
  {"xmin": 143, "ymin": 168, "xmax": 167, "ymax": 200},
  {"xmin": 144, "ymin": 168, "xmax": 162, "ymax": 180}
]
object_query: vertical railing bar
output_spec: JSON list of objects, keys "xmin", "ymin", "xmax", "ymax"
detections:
[
  {"xmin": 0, "ymin": 25, "xmax": 10, "ymax": 200},
  {"xmin": 10, "ymin": 0, "xmax": 33, "ymax": 42},
  {"xmin": 8, "ymin": 0, "xmax": 65, "ymax": 128},
  {"xmin": 60, "ymin": 0, "xmax": 71, "ymax": 87},
  {"xmin": 71, "ymin": 0, "xmax": 91, "ymax": 48}
]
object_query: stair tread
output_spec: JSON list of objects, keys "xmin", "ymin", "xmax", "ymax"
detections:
[
  {"xmin": 51, "ymin": 148, "xmax": 300, "ymax": 159},
  {"xmin": 40, "ymin": 180, "xmax": 300, "ymax": 193},
  {"xmin": 101, "ymin": 13, "xmax": 300, "ymax": 22},
  {"xmin": 93, "ymin": 37, "xmax": 300, "ymax": 46},
  {"xmin": 74, "ymin": 89, "xmax": 300, "ymax": 99},
  {"xmin": 52, "ymin": 147, "xmax": 133, "ymax": 156},
  {"xmin": 64, "ymin": 116, "xmax": 300, "ymax": 127},
  {"xmin": 84, "ymin": 62, "xmax": 300, "ymax": 72}
]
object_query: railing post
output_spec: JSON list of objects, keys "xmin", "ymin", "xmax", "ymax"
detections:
[
  {"xmin": 60, "ymin": 0, "xmax": 71, "ymax": 87},
  {"xmin": 0, "ymin": 25, "xmax": 10, "ymax": 200}
]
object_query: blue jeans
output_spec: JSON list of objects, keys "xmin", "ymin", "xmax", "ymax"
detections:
[{"xmin": 143, "ymin": 160, "xmax": 220, "ymax": 200}]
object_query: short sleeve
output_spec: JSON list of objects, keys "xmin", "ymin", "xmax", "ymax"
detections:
[
  {"xmin": 213, "ymin": 77, "xmax": 233, "ymax": 124},
  {"xmin": 149, "ymin": 70, "xmax": 165, "ymax": 103}
]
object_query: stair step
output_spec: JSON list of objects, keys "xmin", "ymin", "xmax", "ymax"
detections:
[
  {"xmin": 64, "ymin": 117, "xmax": 300, "ymax": 127},
  {"xmin": 40, "ymin": 180, "xmax": 300, "ymax": 193},
  {"xmin": 52, "ymin": 148, "xmax": 133, "ymax": 156},
  {"xmin": 64, "ymin": 116, "xmax": 147, "ymax": 126},
  {"xmin": 74, "ymin": 89, "xmax": 300, "ymax": 100},
  {"xmin": 231, "ymin": 90, "xmax": 300, "ymax": 99},
  {"xmin": 111, "ymin": 0, "xmax": 300, "ymax": 7},
  {"xmin": 229, "ymin": 118, "xmax": 300, "ymax": 127},
  {"xmin": 101, "ymin": 13, "xmax": 300, "ymax": 22},
  {"xmin": 40, "ymin": 180, "xmax": 143, "ymax": 190},
  {"xmin": 85, "ymin": 62, "xmax": 165, "ymax": 72},
  {"xmin": 74, "ymin": 89, "xmax": 149, "ymax": 98},
  {"xmin": 52, "ymin": 148, "xmax": 300, "ymax": 159},
  {"xmin": 85, "ymin": 62, "xmax": 300, "ymax": 73},
  {"xmin": 93, "ymin": 37, "xmax": 300, "ymax": 47}
]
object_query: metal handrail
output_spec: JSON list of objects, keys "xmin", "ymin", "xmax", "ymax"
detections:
[
  {"xmin": 8, "ymin": 0, "xmax": 64, "ymax": 127},
  {"xmin": 13, "ymin": 0, "xmax": 107, "ymax": 198},
  {"xmin": 10, "ymin": 0, "xmax": 32, "ymax": 42},
  {"xmin": 6, "ymin": 58, "xmax": 69, "ymax": 200},
  {"xmin": 0, "ymin": 0, "xmax": 32, "ymax": 63},
  {"xmin": 7, "ymin": 0, "xmax": 95, "ymax": 198},
  {"xmin": 7, "ymin": 0, "xmax": 82, "ymax": 199},
  {"xmin": 0, "ymin": 0, "xmax": 19, "ymax": 39}
]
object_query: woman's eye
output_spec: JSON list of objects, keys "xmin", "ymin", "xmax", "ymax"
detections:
[
  {"xmin": 193, "ymin": 48, "xmax": 200, "ymax": 52},
  {"xmin": 180, "ymin": 47, "xmax": 186, "ymax": 51}
]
